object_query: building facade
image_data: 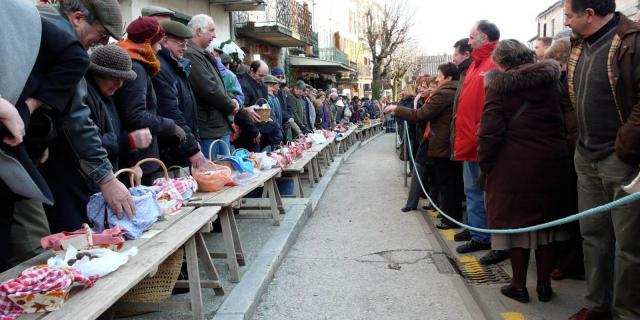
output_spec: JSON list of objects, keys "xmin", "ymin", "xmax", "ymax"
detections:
[{"xmin": 531, "ymin": 0, "xmax": 640, "ymax": 42}]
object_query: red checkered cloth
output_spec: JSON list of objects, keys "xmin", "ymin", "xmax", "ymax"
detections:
[{"xmin": 0, "ymin": 267, "xmax": 98, "ymax": 320}]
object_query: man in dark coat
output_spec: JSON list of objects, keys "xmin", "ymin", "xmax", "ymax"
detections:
[
  {"xmin": 565, "ymin": 1, "xmax": 640, "ymax": 318},
  {"xmin": 287, "ymin": 81, "xmax": 309, "ymax": 134},
  {"xmin": 184, "ymin": 14, "xmax": 240, "ymax": 159},
  {"xmin": 271, "ymin": 66, "xmax": 293, "ymax": 141},
  {"xmin": 449, "ymin": 38, "xmax": 473, "ymax": 243},
  {"xmin": 36, "ymin": 1, "xmax": 137, "ymax": 232},
  {"xmin": 1, "ymin": 0, "xmax": 134, "ymax": 271},
  {"xmin": 154, "ymin": 20, "xmax": 206, "ymax": 168}
]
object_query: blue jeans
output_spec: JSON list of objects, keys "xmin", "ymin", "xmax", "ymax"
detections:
[
  {"xmin": 200, "ymin": 135, "xmax": 231, "ymax": 160},
  {"xmin": 462, "ymin": 161, "xmax": 490, "ymax": 244}
]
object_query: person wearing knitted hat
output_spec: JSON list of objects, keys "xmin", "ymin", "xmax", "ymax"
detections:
[
  {"xmin": 153, "ymin": 20, "xmax": 207, "ymax": 169},
  {"xmin": 43, "ymin": 45, "xmax": 153, "ymax": 233},
  {"xmin": 115, "ymin": 17, "xmax": 187, "ymax": 182}
]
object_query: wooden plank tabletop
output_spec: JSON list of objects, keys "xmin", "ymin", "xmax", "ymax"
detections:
[
  {"xmin": 189, "ymin": 168, "xmax": 282, "ymax": 207},
  {"xmin": 335, "ymin": 127, "xmax": 357, "ymax": 141},
  {"xmin": 8, "ymin": 206, "xmax": 219, "ymax": 320},
  {"xmin": 282, "ymin": 151, "xmax": 318, "ymax": 173},
  {"xmin": 310, "ymin": 135, "xmax": 335, "ymax": 153}
]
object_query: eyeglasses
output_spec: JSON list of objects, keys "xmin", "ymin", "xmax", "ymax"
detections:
[
  {"xmin": 169, "ymin": 37, "xmax": 188, "ymax": 48},
  {"xmin": 275, "ymin": 75, "xmax": 285, "ymax": 79},
  {"xmin": 256, "ymin": 73, "xmax": 268, "ymax": 78}
]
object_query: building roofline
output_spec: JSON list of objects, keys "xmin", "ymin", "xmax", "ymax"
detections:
[{"xmin": 537, "ymin": 1, "xmax": 562, "ymax": 19}]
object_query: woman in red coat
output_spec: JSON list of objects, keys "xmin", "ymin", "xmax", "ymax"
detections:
[{"xmin": 478, "ymin": 39, "xmax": 571, "ymax": 303}]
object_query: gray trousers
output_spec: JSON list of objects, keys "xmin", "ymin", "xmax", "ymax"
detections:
[
  {"xmin": 575, "ymin": 151, "xmax": 640, "ymax": 318},
  {"xmin": 9, "ymin": 199, "xmax": 50, "ymax": 266}
]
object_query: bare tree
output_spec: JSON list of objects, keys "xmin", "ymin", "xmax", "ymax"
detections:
[
  {"xmin": 364, "ymin": 1, "xmax": 414, "ymax": 99},
  {"xmin": 387, "ymin": 43, "xmax": 419, "ymax": 101}
]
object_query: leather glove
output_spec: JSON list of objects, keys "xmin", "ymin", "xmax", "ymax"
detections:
[{"xmin": 174, "ymin": 125, "xmax": 187, "ymax": 144}]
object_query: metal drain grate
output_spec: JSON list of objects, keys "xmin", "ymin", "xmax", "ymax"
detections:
[{"xmin": 452, "ymin": 255, "xmax": 511, "ymax": 284}]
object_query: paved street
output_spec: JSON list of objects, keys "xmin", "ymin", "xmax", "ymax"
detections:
[{"xmin": 252, "ymin": 134, "xmax": 474, "ymax": 320}]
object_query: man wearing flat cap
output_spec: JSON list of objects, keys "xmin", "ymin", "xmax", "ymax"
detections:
[
  {"xmin": 33, "ymin": 0, "xmax": 137, "ymax": 231},
  {"xmin": 141, "ymin": 5, "xmax": 175, "ymax": 22},
  {"xmin": 286, "ymin": 80, "xmax": 309, "ymax": 135},
  {"xmin": 0, "ymin": 0, "xmax": 133, "ymax": 270},
  {"xmin": 154, "ymin": 20, "xmax": 207, "ymax": 169}
]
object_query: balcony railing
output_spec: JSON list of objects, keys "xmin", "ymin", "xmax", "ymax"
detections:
[
  {"xmin": 318, "ymin": 48, "xmax": 349, "ymax": 65},
  {"xmin": 234, "ymin": 0, "xmax": 313, "ymax": 40}
]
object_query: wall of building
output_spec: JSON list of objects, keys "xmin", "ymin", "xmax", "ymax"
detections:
[{"xmin": 118, "ymin": 0, "xmax": 232, "ymax": 41}]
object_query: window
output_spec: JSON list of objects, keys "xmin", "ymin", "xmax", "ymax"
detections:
[
  {"xmin": 543, "ymin": 23, "xmax": 547, "ymax": 37},
  {"xmin": 551, "ymin": 19, "xmax": 555, "ymax": 36}
]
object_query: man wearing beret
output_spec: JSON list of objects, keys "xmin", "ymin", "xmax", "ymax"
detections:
[{"xmin": 154, "ymin": 20, "xmax": 207, "ymax": 169}]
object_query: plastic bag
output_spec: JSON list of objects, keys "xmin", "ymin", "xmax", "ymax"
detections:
[
  {"xmin": 47, "ymin": 245, "xmax": 138, "ymax": 278},
  {"xmin": 192, "ymin": 162, "xmax": 232, "ymax": 192}
]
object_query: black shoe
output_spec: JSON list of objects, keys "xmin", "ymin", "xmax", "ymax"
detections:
[
  {"xmin": 536, "ymin": 286, "xmax": 553, "ymax": 302},
  {"xmin": 454, "ymin": 229, "xmax": 471, "ymax": 242},
  {"xmin": 435, "ymin": 221, "xmax": 458, "ymax": 230},
  {"xmin": 479, "ymin": 250, "xmax": 509, "ymax": 265},
  {"xmin": 401, "ymin": 207, "xmax": 416, "ymax": 212},
  {"xmin": 456, "ymin": 240, "xmax": 491, "ymax": 254},
  {"xmin": 500, "ymin": 285, "xmax": 529, "ymax": 303}
]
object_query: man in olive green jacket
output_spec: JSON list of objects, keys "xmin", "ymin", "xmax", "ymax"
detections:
[{"xmin": 184, "ymin": 14, "xmax": 239, "ymax": 159}]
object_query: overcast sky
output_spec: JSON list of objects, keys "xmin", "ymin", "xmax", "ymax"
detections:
[{"xmin": 402, "ymin": 0, "xmax": 558, "ymax": 55}]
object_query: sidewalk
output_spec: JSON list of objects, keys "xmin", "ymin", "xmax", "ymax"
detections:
[
  {"xmin": 423, "ymin": 209, "xmax": 586, "ymax": 320},
  {"xmin": 252, "ymin": 134, "xmax": 476, "ymax": 320}
]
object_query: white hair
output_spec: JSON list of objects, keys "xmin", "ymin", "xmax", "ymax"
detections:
[{"xmin": 188, "ymin": 14, "xmax": 214, "ymax": 33}]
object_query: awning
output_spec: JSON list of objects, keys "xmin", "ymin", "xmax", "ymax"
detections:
[{"xmin": 290, "ymin": 56, "xmax": 355, "ymax": 73}]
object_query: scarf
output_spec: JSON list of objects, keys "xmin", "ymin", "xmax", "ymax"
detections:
[{"xmin": 117, "ymin": 39, "xmax": 161, "ymax": 77}]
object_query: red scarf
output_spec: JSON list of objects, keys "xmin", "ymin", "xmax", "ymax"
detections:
[{"xmin": 117, "ymin": 39, "xmax": 161, "ymax": 77}]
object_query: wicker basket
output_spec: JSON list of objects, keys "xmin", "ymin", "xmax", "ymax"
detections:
[
  {"xmin": 254, "ymin": 98, "xmax": 271, "ymax": 122},
  {"xmin": 115, "ymin": 248, "xmax": 184, "ymax": 317}
]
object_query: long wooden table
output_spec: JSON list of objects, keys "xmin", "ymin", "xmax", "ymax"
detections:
[
  {"xmin": 281, "ymin": 151, "xmax": 319, "ymax": 198},
  {"xmin": 311, "ymin": 134, "xmax": 336, "ymax": 169},
  {"xmin": 4, "ymin": 206, "xmax": 222, "ymax": 320},
  {"xmin": 187, "ymin": 168, "xmax": 284, "ymax": 282},
  {"xmin": 335, "ymin": 126, "xmax": 357, "ymax": 154}
]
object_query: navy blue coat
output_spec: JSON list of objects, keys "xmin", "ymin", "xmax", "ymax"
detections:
[{"xmin": 154, "ymin": 47, "xmax": 200, "ymax": 166}]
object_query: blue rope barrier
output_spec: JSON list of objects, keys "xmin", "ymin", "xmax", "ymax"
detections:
[{"xmin": 403, "ymin": 121, "xmax": 640, "ymax": 234}]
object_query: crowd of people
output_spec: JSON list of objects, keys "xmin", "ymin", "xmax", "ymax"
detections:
[
  {"xmin": 385, "ymin": 1, "xmax": 640, "ymax": 319},
  {"xmin": 1, "ymin": 0, "xmax": 639, "ymax": 319},
  {"xmin": 0, "ymin": 0, "xmax": 383, "ymax": 275}
]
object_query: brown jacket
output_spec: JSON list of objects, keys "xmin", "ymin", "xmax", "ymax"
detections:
[
  {"xmin": 568, "ymin": 13, "xmax": 640, "ymax": 164},
  {"xmin": 394, "ymin": 81, "xmax": 458, "ymax": 159},
  {"xmin": 479, "ymin": 61, "xmax": 572, "ymax": 229}
]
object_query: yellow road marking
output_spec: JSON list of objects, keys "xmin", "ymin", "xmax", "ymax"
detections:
[
  {"xmin": 457, "ymin": 255, "xmax": 486, "ymax": 279},
  {"xmin": 501, "ymin": 312, "xmax": 525, "ymax": 320},
  {"xmin": 440, "ymin": 229, "xmax": 455, "ymax": 241}
]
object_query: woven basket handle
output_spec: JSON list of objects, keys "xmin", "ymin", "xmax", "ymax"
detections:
[
  {"xmin": 114, "ymin": 168, "xmax": 141, "ymax": 187},
  {"xmin": 134, "ymin": 158, "xmax": 170, "ymax": 185},
  {"xmin": 208, "ymin": 139, "xmax": 231, "ymax": 160},
  {"xmin": 254, "ymin": 98, "xmax": 269, "ymax": 107}
]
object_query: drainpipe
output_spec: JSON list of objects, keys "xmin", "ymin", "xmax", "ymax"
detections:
[{"xmin": 229, "ymin": 12, "xmax": 235, "ymax": 40}]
